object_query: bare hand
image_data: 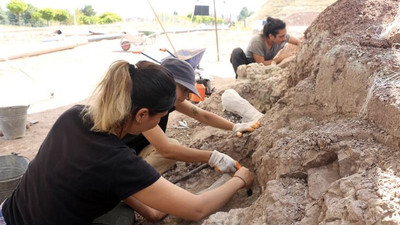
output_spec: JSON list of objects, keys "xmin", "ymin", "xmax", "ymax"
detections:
[{"xmin": 233, "ymin": 167, "xmax": 254, "ymax": 189}]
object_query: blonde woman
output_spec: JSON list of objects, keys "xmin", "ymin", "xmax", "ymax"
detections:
[{"xmin": 1, "ymin": 60, "xmax": 253, "ymax": 225}]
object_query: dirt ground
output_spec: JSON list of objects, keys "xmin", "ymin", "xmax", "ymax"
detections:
[
  {"xmin": 204, "ymin": 0, "xmax": 400, "ymax": 224},
  {"xmin": 5, "ymin": 1, "xmax": 399, "ymax": 223}
]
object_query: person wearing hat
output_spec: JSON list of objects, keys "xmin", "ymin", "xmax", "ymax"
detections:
[{"xmin": 122, "ymin": 57, "xmax": 259, "ymax": 175}]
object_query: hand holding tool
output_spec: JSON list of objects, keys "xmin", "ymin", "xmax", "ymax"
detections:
[
  {"xmin": 233, "ymin": 121, "xmax": 261, "ymax": 137},
  {"xmin": 235, "ymin": 162, "xmax": 253, "ymax": 196},
  {"xmin": 208, "ymin": 150, "xmax": 237, "ymax": 173}
]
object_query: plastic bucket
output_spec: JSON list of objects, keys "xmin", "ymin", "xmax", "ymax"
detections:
[
  {"xmin": 0, "ymin": 105, "xmax": 29, "ymax": 140},
  {"xmin": 0, "ymin": 155, "xmax": 29, "ymax": 203},
  {"xmin": 190, "ymin": 83, "xmax": 206, "ymax": 103}
]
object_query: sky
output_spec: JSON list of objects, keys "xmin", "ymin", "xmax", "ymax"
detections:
[{"xmin": 1, "ymin": 0, "xmax": 266, "ymax": 19}]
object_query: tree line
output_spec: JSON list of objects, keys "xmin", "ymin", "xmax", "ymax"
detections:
[
  {"xmin": 0, "ymin": 0, "xmax": 122, "ymax": 27},
  {"xmin": 0, "ymin": 0, "xmax": 254, "ymax": 28}
]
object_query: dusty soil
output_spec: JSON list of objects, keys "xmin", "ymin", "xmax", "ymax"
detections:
[
  {"xmin": 2, "ymin": 0, "xmax": 400, "ymax": 224},
  {"xmin": 201, "ymin": 0, "xmax": 400, "ymax": 224},
  {"xmin": 284, "ymin": 12, "xmax": 320, "ymax": 26}
]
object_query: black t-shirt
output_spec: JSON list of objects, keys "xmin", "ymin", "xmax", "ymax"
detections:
[
  {"xmin": 3, "ymin": 105, "xmax": 160, "ymax": 225},
  {"xmin": 122, "ymin": 107, "xmax": 175, "ymax": 153}
]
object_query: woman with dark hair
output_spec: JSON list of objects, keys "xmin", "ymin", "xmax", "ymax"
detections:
[
  {"xmin": 230, "ymin": 16, "xmax": 301, "ymax": 78},
  {"xmin": 0, "ymin": 60, "xmax": 254, "ymax": 225},
  {"xmin": 122, "ymin": 58, "xmax": 261, "ymax": 177}
]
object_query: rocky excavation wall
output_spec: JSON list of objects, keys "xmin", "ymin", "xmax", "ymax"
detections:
[{"xmin": 198, "ymin": 0, "xmax": 400, "ymax": 224}]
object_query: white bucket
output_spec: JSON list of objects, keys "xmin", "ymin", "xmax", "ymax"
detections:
[{"xmin": 0, "ymin": 105, "xmax": 29, "ymax": 140}]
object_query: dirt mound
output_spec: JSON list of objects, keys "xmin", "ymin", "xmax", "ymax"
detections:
[
  {"xmin": 1, "ymin": 0, "xmax": 399, "ymax": 224},
  {"xmin": 250, "ymin": 0, "xmax": 337, "ymax": 22},
  {"xmin": 284, "ymin": 12, "xmax": 320, "ymax": 26},
  {"xmin": 159, "ymin": 0, "xmax": 400, "ymax": 224}
]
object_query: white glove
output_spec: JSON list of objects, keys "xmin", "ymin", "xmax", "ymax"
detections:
[
  {"xmin": 208, "ymin": 150, "xmax": 237, "ymax": 173},
  {"xmin": 222, "ymin": 89, "xmax": 264, "ymax": 122},
  {"xmin": 233, "ymin": 121, "xmax": 260, "ymax": 133}
]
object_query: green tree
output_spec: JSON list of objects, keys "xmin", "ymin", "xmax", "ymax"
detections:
[
  {"xmin": 31, "ymin": 11, "xmax": 44, "ymax": 26},
  {"xmin": 21, "ymin": 4, "xmax": 34, "ymax": 25},
  {"xmin": 79, "ymin": 15, "xmax": 98, "ymax": 25},
  {"xmin": 81, "ymin": 5, "xmax": 96, "ymax": 17},
  {"xmin": 54, "ymin": 9, "xmax": 70, "ymax": 24},
  {"xmin": 237, "ymin": 7, "xmax": 253, "ymax": 27},
  {"xmin": 193, "ymin": 15, "xmax": 202, "ymax": 23},
  {"xmin": 237, "ymin": 7, "xmax": 252, "ymax": 21},
  {"xmin": 21, "ymin": 4, "xmax": 44, "ymax": 27},
  {"xmin": 74, "ymin": 9, "xmax": 83, "ymax": 25},
  {"xmin": 39, "ymin": 8, "xmax": 54, "ymax": 25},
  {"xmin": 0, "ymin": 7, "xmax": 9, "ymax": 24},
  {"xmin": 7, "ymin": 10, "xmax": 18, "ymax": 25},
  {"xmin": 6, "ymin": 0, "xmax": 28, "ymax": 25},
  {"xmin": 98, "ymin": 12, "xmax": 122, "ymax": 24},
  {"xmin": 202, "ymin": 16, "xmax": 213, "ymax": 24}
]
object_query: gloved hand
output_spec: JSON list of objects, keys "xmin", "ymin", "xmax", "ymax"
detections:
[
  {"xmin": 208, "ymin": 150, "xmax": 237, "ymax": 173},
  {"xmin": 233, "ymin": 121, "xmax": 261, "ymax": 133}
]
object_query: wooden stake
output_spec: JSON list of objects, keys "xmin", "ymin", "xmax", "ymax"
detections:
[
  {"xmin": 146, "ymin": 0, "xmax": 179, "ymax": 58},
  {"xmin": 213, "ymin": 0, "xmax": 220, "ymax": 61}
]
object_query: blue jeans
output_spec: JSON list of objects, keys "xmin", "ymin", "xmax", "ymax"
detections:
[{"xmin": 0, "ymin": 200, "xmax": 6, "ymax": 225}]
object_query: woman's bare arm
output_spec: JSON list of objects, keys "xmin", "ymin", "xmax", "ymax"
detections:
[
  {"xmin": 143, "ymin": 125, "xmax": 211, "ymax": 162},
  {"xmin": 132, "ymin": 167, "xmax": 253, "ymax": 221},
  {"xmin": 123, "ymin": 196, "xmax": 167, "ymax": 221},
  {"xmin": 175, "ymin": 100, "xmax": 234, "ymax": 130}
]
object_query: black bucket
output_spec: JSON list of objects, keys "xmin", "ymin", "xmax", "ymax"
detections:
[{"xmin": 0, "ymin": 155, "xmax": 29, "ymax": 203}]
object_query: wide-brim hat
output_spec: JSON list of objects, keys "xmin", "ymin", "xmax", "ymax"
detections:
[{"xmin": 161, "ymin": 57, "xmax": 201, "ymax": 98}]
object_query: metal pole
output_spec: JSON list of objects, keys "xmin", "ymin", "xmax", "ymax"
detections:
[
  {"xmin": 146, "ymin": 0, "xmax": 179, "ymax": 58},
  {"xmin": 213, "ymin": 0, "xmax": 220, "ymax": 61},
  {"xmin": 172, "ymin": 164, "xmax": 209, "ymax": 184}
]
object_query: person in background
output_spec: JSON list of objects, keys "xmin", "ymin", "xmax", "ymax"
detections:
[
  {"xmin": 0, "ymin": 60, "xmax": 254, "ymax": 225},
  {"xmin": 122, "ymin": 57, "xmax": 260, "ymax": 175},
  {"xmin": 230, "ymin": 16, "xmax": 301, "ymax": 78}
]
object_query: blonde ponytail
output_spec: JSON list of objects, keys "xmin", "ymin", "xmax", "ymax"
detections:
[{"xmin": 83, "ymin": 60, "xmax": 133, "ymax": 132}]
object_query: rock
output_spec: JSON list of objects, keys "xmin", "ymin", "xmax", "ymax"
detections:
[{"xmin": 307, "ymin": 162, "xmax": 341, "ymax": 200}]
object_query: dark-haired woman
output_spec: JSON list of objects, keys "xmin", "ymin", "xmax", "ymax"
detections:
[
  {"xmin": 0, "ymin": 60, "xmax": 253, "ymax": 225},
  {"xmin": 230, "ymin": 16, "xmax": 301, "ymax": 78}
]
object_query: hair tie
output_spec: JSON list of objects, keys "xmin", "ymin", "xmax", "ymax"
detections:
[{"xmin": 128, "ymin": 64, "xmax": 137, "ymax": 77}]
